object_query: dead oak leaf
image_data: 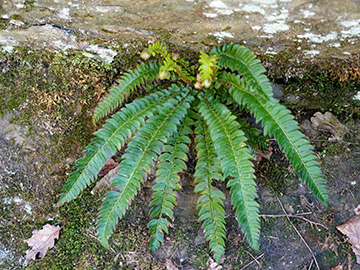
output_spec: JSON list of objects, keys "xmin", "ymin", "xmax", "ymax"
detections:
[
  {"xmin": 336, "ymin": 206, "xmax": 360, "ymax": 264},
  {"xmin": 207, "ymin": 257, "xmax": 223, "ymax": 270},
  {"xmin": 166, "ymin": 259, "xmax": 179, "ymax": 270},
  {"xmin": 331, "ymin": 265, "xmax": 344, "ymax": 270},
  {"xmin": 23, "ymin": 224, "xmax": 61, "ymax": 266},
  {"xmin": 98, "ymin": 158, "xmax": 119, "ymax": 177}
]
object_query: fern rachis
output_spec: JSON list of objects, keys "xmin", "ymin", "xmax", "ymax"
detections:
[{"xmin": 59, "ymin": 42, "xmax": 328, "ymax": 263}]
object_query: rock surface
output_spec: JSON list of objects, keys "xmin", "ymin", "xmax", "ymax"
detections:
[{"xmin": 0, "ymin": 0, "xmax": 359, "ymax": 57}]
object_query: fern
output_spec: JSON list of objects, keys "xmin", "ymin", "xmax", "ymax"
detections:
[
  {"xmin": 59, "ymin": 42, "xmax": 328, "ymax": 263},
  {"xmin": 198, "ymin": 98, "xmax": 260, "ymax": 249},
  {"xmin": 220, "ymin": 71, "xmax": 328, "ymax": 204},
  {"xmin": 194, "ymin": 117, "xmax": 226, "ymax": 262},
  {"xmin": 148, "ymin": 116, "xmax": 193, "ymax": 251},
  {"xmin": 93, "ymin": 62, "xmax": 161, "ymax": 123},
  {"xmin": 59, "ymin": 88, "xmax": 181, "ymax": 205}
]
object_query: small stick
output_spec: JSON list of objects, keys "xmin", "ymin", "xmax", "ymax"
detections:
[
  {"xmin": 260, "ymin": 213, "xmax": 328, "ymax": 230},
  {"xmin": 348, "ymin": 251, "xmax": 352, "ymax": 270},
  {"xmin": 276, "ymin": 196, "xmax": 320, "ymax": 270},
  {"xmin": 262, "ymin": 211, "xmax": 312, "ymax": 216},
  {"xmin": 239, "ymin": 253, "xmax": 265, "ymax": 270},
  {"xmin": 245, "ymin": 251, "xmax": 262, "ymax": 268},
  {"xmin": 308, "ymin": 259, "xmax": 314, "ymax": 270}
]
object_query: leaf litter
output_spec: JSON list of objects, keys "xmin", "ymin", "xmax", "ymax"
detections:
[
  {"xmin": 23, "ymin": 224, "xmax": 61, "ymax": 266},
  {"xmin": 337, "ymin": 205, "xmax": 360, "ymax": 264}
]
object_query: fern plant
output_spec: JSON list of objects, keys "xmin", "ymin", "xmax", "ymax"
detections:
[{"xmin": 58, "ymin": 42, "xmax": 328, "ymax": 262}]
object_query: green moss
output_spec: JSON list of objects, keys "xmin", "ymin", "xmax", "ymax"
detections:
[
  {"xmin": 24, "ymin": 0, "xmax": 35, "ymax": 10},
  {"xmin": 10, "ymin": 14, "xmax": 24, "ymax": 21},
  {"xmin": 0, "ymin": 41, "xmax": 152, "ymax": 269},
  {"xmin": 259, "ymin": 45, "xmax": 360, "ymax": 116},
  {"xmin": 257, "ymin": 153, "xmax": 292, "ymax": 196},
  {"xmin": 25, "ymin": 189, "xmax": 117, "ymax": 269}
]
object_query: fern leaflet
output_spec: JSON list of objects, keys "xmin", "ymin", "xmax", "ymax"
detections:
[
  {"xmin": 194, "ymin": 117, "xmax": 226, "ymax": 262},
  {"xmin": 211, "ymin": 43, "xmax": 273, "ymax": 102},
  {"xmin": 143, "ymin": 41, "xmax": 171, "ymax": 59},
  {"xmin": 148, "ymin": 116, "xmax": 193, "ymax": 251},
  {"xmin": 221, "ymin": 72, "xmax": 328, "ymax": 204},
  {"xmin": 93, "ymin": 62, "xmax": 161, "ymax": 123},
  {"xmin": 97, "ymin": 85, "xmax": 194, "ymax": 247},
  {"xmin": 198, "ymin": 98, "xmax": 260, "ymax": 250},
  {"xmin": 199, "ymin": 51, "xmax": 219, "ymax": 86}
]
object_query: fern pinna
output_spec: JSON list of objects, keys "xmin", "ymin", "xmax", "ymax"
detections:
[{"xmin": 59, "ymin": 42, "xmax": 328, "ymax": 262}]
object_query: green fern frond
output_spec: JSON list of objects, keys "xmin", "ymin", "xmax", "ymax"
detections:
[
  {"xmin": 142, "ymin": 41, "xmax": 170, "ymax": 60},
  {"xmin": 148, "ymin": 116, "xmax": 193, "ymax": 251},
  {"xmin": 93, "ymin": 62, "xmax": 161, "ymax": 123},
  {"xmin": 97, "ymin": 86, "xmax": 194, "ymax": 247},
  {"xmin": 211, "ymin": 43, "xmax": 273, "ymax": 101},
  {"xmin": 173, "ymin": 64, "xmax": 195, "ymax": 85},
  {"xmin": 221, "ymin": 72, "xmax": 328, "ymax": 204},
  {"xmin": 198, "ymin": 51, "xmax": 219, "ymax": 86},
  {"xmin": 194, "ymin": 117, "xmax": 226, "ymax": 262},
  {"xmin": 58, "ymin": 89, "xmax": 183, "ymax": 205},
  {"xmin": 60, "ymin": 42, "xmax": 329, "ymax": 261},
  {"xmin": 198, "ymin": 98, "xmax": 260, "ymax": 250}
]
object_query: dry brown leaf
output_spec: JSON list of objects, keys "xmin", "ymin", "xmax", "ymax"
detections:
[
  {"xmin": 23, "ymin": 224, "xmax": 61, "ymax": 266},
  {"xmin": 207, "ymin": 257, "xmax": 223, "ymax": 270},
  {"xmin": 166, "ymin": 259, "xmax": 179, "ymax": 270},
  {"xmin": 98, "ymin": 158, "xmax": 119, "ymax": 177},
  {"xmin": 331, "ymin": 264, "xmax": 343, "ymax": 270},
  {"xmin": 91, "ymin": 166, "xmax": 119, "ymax": 194},
  {"xmin": 336, "ymin": 205, "xmax": 360, "ymax": 264}
]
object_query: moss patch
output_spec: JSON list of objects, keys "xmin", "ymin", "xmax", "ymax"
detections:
[{"xmin": 259, "ymin": 42, "xmax": 360, "ymax": 116}]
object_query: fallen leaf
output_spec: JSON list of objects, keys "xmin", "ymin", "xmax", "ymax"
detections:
[
  {"xmin": 336, "ymin": 205, "xmax": 360, "ymax": 264},
  {"xmin": 253, "ymin": 143, "xmax": 273, "ymax": 166},
  {"xmin": 91, "ymin": 166, "xmax": 119, "ymax": 194},
  {"xmin": 331, "ymin": 264, "xmax": 343, "ymax": 270},
  {"xmin": 207, "ymin": 257, "xmax": 223, "ymax": 270},
  {"xmin": 23, "ymin": 224, "xmax": 61, "ymax": 266},
  {"xmin": 166, "ymin": 259, "xmax": 179, "ymax": 270},
  {"xmin": 98, "ymin": 158, "xmax": 119, "ymax": 177}
]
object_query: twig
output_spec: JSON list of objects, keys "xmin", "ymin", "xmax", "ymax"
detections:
[
  {"xmin": 245, "ymin": 251, "xmax": 262, "ymax": 268},
  {"xmin": 239, "ymin": 253, "xmax": 265, "ymax": 270},
  {"xmin": 275, "ymin": 196, "xmax": 320, "ymax": 270},
  {"xmin": 348, "ymin": 251, "xmax": 352, "ymax": 270},
  {"xmin": 260, "ymin": 213, "xmax": 328, "ymax": 230},
  {"xmin": 308, "ymin": 259, "xmax": 313, "ymax": 270},
  {"xmin": 262, "ymin": 211, "xmax": 312, "ymax": 216},
  {"xmin": 308, "ymin": 139, "xmax": 355, "ymax": 145}
]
